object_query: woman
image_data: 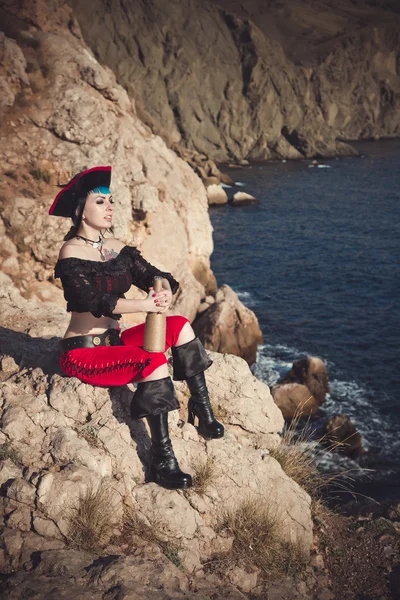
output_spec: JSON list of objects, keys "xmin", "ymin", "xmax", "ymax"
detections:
[{"xmin": 49, "ymin": 165, "xmax": 224, "ymax": 490}]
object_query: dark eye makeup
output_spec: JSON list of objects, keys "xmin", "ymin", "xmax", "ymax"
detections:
[{"xmin": 96, "ymin": 197, "xmax": 114, "ymax": 204}]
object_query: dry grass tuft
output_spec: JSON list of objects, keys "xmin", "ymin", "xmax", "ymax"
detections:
[
  {"xmin": 211, "ymin": 496, "xmax": 305, "ymax": 580},
  {"xmin": 67, "ymin": 483, "xmax": 117, "ymax": 552},
  {"xmin": 75, "ymin": 426, "xmax": 103, "ymax": 449},
  {"xmin": 0, "ymin": 441, "xmax": 22, "ymax": 466},
  {"xmin": 4, "ymin": 170, "xmax": 18, "ymax": 180},
  {"xmin": 30, "ymin": 167, "xmax": 51, "ymax": 183},
  {"xmin": 190, "ymin": 456, "xmax": 217, "ymax": 495},
  {"xmin": 122, "ymin": 505, "xmax": 183, "ymax": 570},
  {"xmin": 269, "ymin": 407, "xmax": 359, "ymax": 501}
]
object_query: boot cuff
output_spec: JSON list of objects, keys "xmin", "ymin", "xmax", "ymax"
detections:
[
  {"xmin": 131, "ymin": 376, "xmax": 180, "ymax": 419},
  {"xmin": 171, "ymin": 336, "xmax": 213, "ymax": 380}
]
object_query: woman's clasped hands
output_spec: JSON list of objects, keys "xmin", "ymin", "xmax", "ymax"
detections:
[{"xmin": 145, "ymin": 287, "xmax": 173, "ymax": 313}]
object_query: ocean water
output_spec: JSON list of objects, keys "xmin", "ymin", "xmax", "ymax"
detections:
[{"xmin": 210, "ymin": 140, "xmax": 400, "ymax": 499}]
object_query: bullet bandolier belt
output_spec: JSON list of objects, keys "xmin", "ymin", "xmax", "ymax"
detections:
[{"xmin": 59, "ymin": 328, "xmax": 122, "ymax": 352}]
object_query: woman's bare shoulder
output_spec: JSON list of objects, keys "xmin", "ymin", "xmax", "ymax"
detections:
[
  {"xmin": 58, "ymin": 240, "xmax": 86, "ymax": 260},
  {"xmin": 58, "ymin": 237, "xmax": 125, "ymax": 261}
]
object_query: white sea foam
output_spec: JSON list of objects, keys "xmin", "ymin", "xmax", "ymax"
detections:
[
  {"xmin": 308, "ymin": 164, "xmax": 332, "ymax": 169},
  {"xmin": 233, "ymin": 289, "xmax": 259, "ymax": 307},
  {"xmin": 221, "ymin": 183, "xmax": 232, "ymax": 188},
  {"xmin": 253, "ymin": 344, "xmax": 399, "ymax": 475},
  {"xmin": 235, "ymin": 290, "xmax": 253, "ymax": 301},
  {"xmin": 235, "ymin": 181, "xmax": 246, "ymax": 186},
  {"xmin": 253, "ymin": 342, "xmax": 304, "ymax": 387}
]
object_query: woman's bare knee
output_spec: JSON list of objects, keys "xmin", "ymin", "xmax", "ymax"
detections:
[
  {"xmin": 139, "ymin": 363, "xmax": 169, "ymax": 382},
  {"xmin": 176, "ymin": 321, "xmax": 195, "ymax": 346}
]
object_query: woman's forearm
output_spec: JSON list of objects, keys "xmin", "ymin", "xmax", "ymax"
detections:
[{"xmin": 113, "ymin": 297, "xmax": 149, "ymax": 314}]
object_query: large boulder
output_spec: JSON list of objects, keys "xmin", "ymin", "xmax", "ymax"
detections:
[
  {"xmin": 272, "ymin": 356, "xmax": 329, "ymax": 418},
  {"xmin": 192, "ymin": 284, "xmax": 263, "ymax": 365},
  {"xmin": 271, "ymin": 383, "xmax": 319, "ymax": 420},
  {"xmin": 207, "ymin": 184, "xmax": 228, "ymax": 206}
]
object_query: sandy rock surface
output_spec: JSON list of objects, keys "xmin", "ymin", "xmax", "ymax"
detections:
[{"xmin": 0, "ymin": 546, "xmax": 249, "ymax": 599}]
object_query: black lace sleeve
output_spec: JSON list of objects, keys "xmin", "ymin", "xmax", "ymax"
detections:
[
  {"xmin": 123, "ymin": 246, "xmax": 180, "ymax": 294},
  {"xmin": 54, "ymin": 260, "xmax": 121, "ymax": 319}
]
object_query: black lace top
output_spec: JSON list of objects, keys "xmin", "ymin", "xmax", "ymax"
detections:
[{"xmin": 54, "ymin": 245, "xmax": 179, "ymax": 320}]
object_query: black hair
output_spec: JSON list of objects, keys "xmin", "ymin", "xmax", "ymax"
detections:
[{"xmin": 63, "ymin": 194, "xmax": 86, "ymax": 241}]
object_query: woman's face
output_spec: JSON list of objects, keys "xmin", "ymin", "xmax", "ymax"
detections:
[{"xmin": 80, "ymin": 190, "xmax": 114, "ymax": 229}]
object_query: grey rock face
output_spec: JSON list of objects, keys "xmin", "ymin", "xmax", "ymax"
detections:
[{"xmin": 70, "ymin": 0, "xmax": 400, "ymax": 161}]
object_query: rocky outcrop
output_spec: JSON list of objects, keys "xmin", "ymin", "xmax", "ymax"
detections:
[
  {"xmin": 0, "ymin": 0, "xmax": 213, "ymax": 324},
  {"xmin": 272, "ymin": 357, "xmax": 329, "ymax": 418},
  {"xmin": 0, "ymin": 275, "xmax": 313, "ymax": 596},
  {"xmin": 193, "ymin": 284, "xmax": 263, "ymax": 365},
  {"xmin": 69, "ymin": 0, "xmax": 400, "ymax": 162}
]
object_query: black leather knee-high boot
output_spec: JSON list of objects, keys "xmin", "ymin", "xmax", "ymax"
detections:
[
  {"xmin": 171, "ymin": 337, "xmax": 224, "ymax": 439},
  {"xmin": 186, "ymin": 371, "xmax": 224, "ymax": 439},
  {"xmin": 130, "ymin": 377, "xmax": 192, "ymax": 490},
  {"xmin": 146, "ymin": 411, "xmax": 192, "ymax": 490}
]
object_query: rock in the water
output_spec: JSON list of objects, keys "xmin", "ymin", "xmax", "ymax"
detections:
[
  {"xmin": 280, "ymin": 357, "xmax": 329, "ymax": 405},
  {"xmin": 229, "ymin": 191, "xmax": 258, "ymax": 206},
  {"xmin": 322, "ymin": 414, "xmax": 364, "ymax": 458},
  {"xmin": 271, "ymin": 383, "xmax": 319, "ymax": 419},
  {"xmin": 271, "ymin": 357, "xmax": 329, "ymax": 418},
  {"xmin": 192, "ymin": 284, "xmax": 263, "ymax": 364},
  {"xmin": 207, "ymin": 184, "xmax": 228, "ymax": 205},
  {"xmin": 220, "ymin": 172, "xmax": 235, "ymax": 186}
]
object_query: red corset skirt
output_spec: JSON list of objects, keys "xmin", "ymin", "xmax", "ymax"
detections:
[{"xmin": 59, "ymin": 315, "xmax": 189, "ymax": 387}]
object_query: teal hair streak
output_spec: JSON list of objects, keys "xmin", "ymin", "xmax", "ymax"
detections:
[{"xmin": 89, "ymin": 186, "xmax": 111, "ymax": 195}]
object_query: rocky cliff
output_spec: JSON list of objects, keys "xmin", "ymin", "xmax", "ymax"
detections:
[
  {"xmin": 70, "ymin": 0, "xmax": 400, "ymax": 162},
  {"xmin": 0, "ymin": 0, "xmax": 213, "ymax": 321},
  {"xmin": 0, "ymin": 0, "xmax": 262, "ymax": 359}
]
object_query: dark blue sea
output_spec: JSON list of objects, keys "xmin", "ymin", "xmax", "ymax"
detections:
[{"xmin": 210, "ymin": 140, "xmax": 400, "ymax": 500}]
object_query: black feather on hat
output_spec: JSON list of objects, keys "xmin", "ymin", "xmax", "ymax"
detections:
[{"xmin": 48, "ymin": 166, "xmax": 112, "ymax": 218}]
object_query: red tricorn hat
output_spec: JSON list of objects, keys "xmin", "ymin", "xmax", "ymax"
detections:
[{"xmin": 48, "ymin": 165, "xmax": 112, "ymax": 217}]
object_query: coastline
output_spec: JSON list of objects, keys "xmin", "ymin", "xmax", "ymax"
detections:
[{"xmin": 210, "ymin": 139, "xmax": 400, "ymax": 501}]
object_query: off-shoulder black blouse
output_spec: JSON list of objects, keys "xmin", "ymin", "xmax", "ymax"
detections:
[{"xmin": 54, "ymin": 245, "xmax": 179, "ymax": 320}]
